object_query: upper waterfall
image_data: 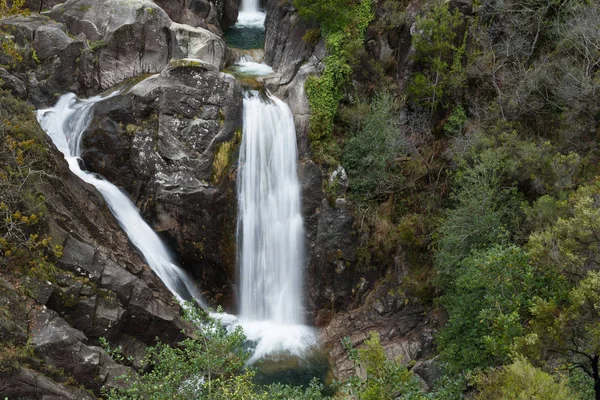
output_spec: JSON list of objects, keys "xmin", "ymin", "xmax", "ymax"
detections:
[
  {"xmin": 37, "ymin": 92, "xmax": 204, "ymax": 307},
  {"xmin": 236, "ymin": 0, "xmax": 265, "ymax": 27},
  {"xmin": 237, "ymin": 91, "xmax": 304, "ymax": 324}
]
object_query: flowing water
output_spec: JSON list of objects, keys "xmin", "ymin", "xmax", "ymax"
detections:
[
  {"xmin": 238, "ymin": 91, "xmax": 304, "ymax": 324},
  {"xmin": 36, "ymin": 92, "xmax": 204, "ymax": 307},
  {"xmin": 236, "ymin": 0, "xmax": 265, "ymax": 27}
]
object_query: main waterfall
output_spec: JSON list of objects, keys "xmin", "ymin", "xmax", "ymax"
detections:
[
  {"xmin": 238, "ymin": 92, "xmax": 304, "ymax": 324},
  {"xmin": 37, "ymin": 92, "xmax": 204, "ymax": 306},
  {"xmin": 227, "ymin": 92, "xmax": 316, "ymax": 363}
]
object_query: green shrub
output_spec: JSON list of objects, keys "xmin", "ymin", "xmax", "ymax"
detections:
[
  {"xmin": 437, "ymin": 245, "xmax": 562, "ymax": 373},
  {"xmin": 342, "ymin": 90, "xmax": 405, "ymax": 202},
  {"xmin": 474, "ymin": 356, "xmax": 574, "ymax": 400},
  {"xmin": 295, "ymin": 0, "xmax": 374, "ymax": 153}
]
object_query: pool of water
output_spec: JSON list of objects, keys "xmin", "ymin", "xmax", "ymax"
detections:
[
  {"xmin": 253, "ymin": 350, "xmax": 334, "ymax": 395},
  {"xmin": 224, "ymin": 25, "xmax": 266, "ymax": 49}
]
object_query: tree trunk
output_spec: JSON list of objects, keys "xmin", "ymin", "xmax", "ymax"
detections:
[{"xmin": 593, "ymin": 355, "xmax": 600, "ymax": 400}]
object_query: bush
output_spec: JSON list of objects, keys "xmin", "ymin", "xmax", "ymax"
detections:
[
  {"xmin": 474, "ymin": 356, "xmax": 574, "ymax": 400},
  {"xmin": 434, "ymin": 155, "xmax": 518, "ymax": 280},
  {"xmin": 437, "ymin": 244, "xmax": 562, "ymax": 373},
  {"xmin": 342, "ymin": 91, "xmax": 405, "ymax": 202}
]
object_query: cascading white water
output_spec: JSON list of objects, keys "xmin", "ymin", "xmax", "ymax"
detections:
[
  {"xmin": 36, "ymin": 92, "xmax": 204, "ymax": 306},
  {"xmin": 236, "ymin": 0, "xmax": 265, "ymax": 27},
  {"xmin": 214, "ymin": 91, "xmax": 316, "ymax": 363},
  {"xmin": 238, "ymin": 91, "xmax": 304, "ymax": 324}
]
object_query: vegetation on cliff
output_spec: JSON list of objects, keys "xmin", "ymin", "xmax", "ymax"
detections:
[
  {"xmin": 297, "ymin": 0, "xmax": 600, "ymax": 397},
  {"xmin": 3, "ymin": 0, "xmax": 600, "ymax": 397}
]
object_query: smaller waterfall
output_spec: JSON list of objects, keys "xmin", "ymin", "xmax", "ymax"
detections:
[
  {"xmin": 236, "ymin": 0, "xmax": 265, "ymax": 27},
  {"xmin": 37, "ymin": 92, "xmax": 204, "ymax": 306},
  {"xmin": 232, "ymin": 56, "xmax": 274, "ymax": 76}
]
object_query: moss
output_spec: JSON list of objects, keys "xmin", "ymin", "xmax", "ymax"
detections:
[
  {"xmin": 169, "ymin": 59, "xmax": 204, "ymax": 68},
  {"xmin": 87, "ymin": 40, "xmax": 107, "ymax": 52},
  {"xmin": 211, "ymin": 129, "xmax": 241, "ymax": 184}
]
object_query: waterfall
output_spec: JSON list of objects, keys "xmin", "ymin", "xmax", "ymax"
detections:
[
  {"xmin": 237, "ymin": 91, "xmax": 304, "ymax": 324},
  {"xmin": 36, "ymin": 92, "xmax": 204, "ymax": 307},
  {"xmin": 236, "ymin": 0, "xmax": 265, "ymax": 27},
  {"xmin": 223, "ymin": 91, "xmax": 315, "ymax": 363}
]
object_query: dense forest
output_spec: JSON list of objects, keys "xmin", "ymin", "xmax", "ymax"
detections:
[{"xmin": 1, "ymin": 0, "xmax": 600, "ymax": 398}]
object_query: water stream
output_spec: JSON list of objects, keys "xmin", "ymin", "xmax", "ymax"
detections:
[{"xmin": 36, "ymin": 92, "xmax": 205, "ymax": 307}]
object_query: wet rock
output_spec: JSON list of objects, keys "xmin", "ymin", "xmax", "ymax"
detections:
[
  {"xmin": 30, "ymin": 308, "xmax": 131, "ymax": 391},
  {"xmin": 412, "ymin": 356, "xmax": 443, "ymax": 390},
  {"xmin": 0, "ymin": 367, "xmax": 95, "ymax": 400},
  {"xmin": 81, "ymin": 63, "xmax": 242, "ymax": 307},
  {"xmin": 170, "ymin": 23, "xmax": 231, "ymax": 70}
]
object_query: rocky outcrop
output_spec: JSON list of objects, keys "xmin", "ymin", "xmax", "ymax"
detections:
[
  {"xmin": 154, "ymin": 0, "xmax": 240, "ymax": 33},
  {"xmin": 0, "ymin": 0, "xmax": 232, "ymax": 106},
  {"xmin": 171, "ymin": 23, "xmax": 231, "ymax": 69},
  {"xmin": 81, "ymin": 62, "xmax": 243, "ymax": 307},
  {"xmin": 0, "ymin": 368, "xmax": 95, "ymax": 400},
  {"xmin": 0, "ymin": 101, "xmax": 196, "ymax": 397},
  {"xmin": 30, "ymin": 308, "xmax": 131, "ymax": 391},
  {"xmin": 321, "ymin": 279, "xmax": 441, "ymax": 383},
  {"xmin": 264, "ymin": 0, "xmax": 317, "ymax": 87}
]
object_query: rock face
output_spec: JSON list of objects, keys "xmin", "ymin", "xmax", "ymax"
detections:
[
  {"xmin": 154, "ymin": 0, "xmax": 240, "ymax": 32},
  {"xmin": 0, "ymin": 0, "xmax": 232, "ymax": 107},
  {"xmin": 81, "ymin": 61, "xmax": 243, "ymax": 307},
  {"xmin": 321, "ymin": 279, "xmax": 441, "ymax": 383},
  {"xmin": 0, "ymin": 113, "xmax": 194, "ymax": 396}
]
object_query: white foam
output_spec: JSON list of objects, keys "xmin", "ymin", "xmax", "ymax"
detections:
[
  {"xmin": 212, "ymin": 312, "xmax": 317, "ymax": 364},
  {"xmin": 235, "ymin": 11, "xmax": 266, "ymax": 28},
  {"xmin": 233, "ymin": 57, "xmax": 274, "ymax": 76}
]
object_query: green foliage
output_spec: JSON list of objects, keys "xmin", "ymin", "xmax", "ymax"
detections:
[
  {"xmin": 478, "ymin": 132, "xmax": 581, "ymax": 199},
  {"xmin": 434, "ymin": 156, "xmax": 518, "ymax": 280},
  {"xmin": 343, "ymin": 91, "xmax": 405, "ymax": 202},
  {"xmin": 437, "ymin": 244, "xmax": 563, "ymax": 373},
  {"xmin": 528, "ymin": 179, "xmax": 600, "ymax": 280},
  {"xmin": 443, "ymin": 106, "xmax": 467, "ymax": 136},
  {"xmin": 0, "ymin": 0, "xmax": 28, "ymax": 17},
  {"xmin": 295, "ymin": 0, "xmax": 373, "ymax": 155},
  {"xmin": 339, "ymin": 332, "xmax": 426, "ymax": 399},
  {"xmin": 106, "ymin": 305, "xmax": 250, "ymax": 399},
  {"xmin": 408, "ymin": 0, "xmax": 466, "ymax": 113},
  {"xmin": 473, "ymin": 356, "xmax": 575, "ymax": 400}
]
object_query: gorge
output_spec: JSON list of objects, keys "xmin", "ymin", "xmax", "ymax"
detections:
[{"xmin": 4, "ymin": 0, "xmax": 596, "ymax": 397}]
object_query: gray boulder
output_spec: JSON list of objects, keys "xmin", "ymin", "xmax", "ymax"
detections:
[
  {"xmin": 170, "ymin": 22, "xmax": 231, "ymax": 69},
  {"xmin": 80, "ymin": 62, "xmax": 243, "ymax": 307},
  {"xmin": 49, "ymin": 0, "xmax": 172, "ymax": 89}
]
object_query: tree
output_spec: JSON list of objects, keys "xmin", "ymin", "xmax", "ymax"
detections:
[
  {"xmin": 408, "ymin": 0, "xmax": 466, "ymax": 113},
  {"xmin": 434, "ymin": 155, "xmax": 518, "ymax": 281},
  {"xmin": 343, "ymin": 91, "xmax": 406, "ymax": 202},
  {"xmin": 437, "ymin": 244, "xmax": 561, "ymax": 373},
  {"xmin": 474, "ymin": 356, "xmax": 575, "ymax": 400},
  {"xmin": 526, "ymin": 179, "xmax": 600, "ymax": 399}
]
